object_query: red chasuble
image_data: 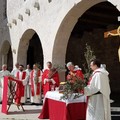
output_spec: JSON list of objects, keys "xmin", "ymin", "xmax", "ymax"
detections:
[
  {"xmin": 42, "ymin": 69, "xmax": 60, "ymax": 95},
  {"xmin": 15, "ymin": 71, "xmax": 26, "ymax": 105},
  {"xmin": 30, "ymin": 70, "xmax": 41, "ymax": 96},
  {"xmin": 67, "ymin": 69, "xmax": 84, "ymax": 81}
]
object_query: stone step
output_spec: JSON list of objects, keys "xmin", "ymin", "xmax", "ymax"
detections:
[
  {"xmin": 111, "ymin": 107, "xmax": 120, "ymax": 120},
  {"xmin": 111, "ymin": 107, "xmax": 120, "ymax": 112},
  {"xmin": 112, "ymin": 116, "xmax": 120, "ymax": 120}
]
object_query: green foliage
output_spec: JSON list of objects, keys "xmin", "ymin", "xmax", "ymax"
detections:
[
  {"xmin": 35, "ymin": 62, "xmax": 41, "ymax": 69},
  {"xmin": 83, "ymin": 43, "xmax": 96, "ymax": 82},
  {"xmin": 53, "ymin": 64, "xmax": 66, "ymax": 72},
  {"xmin": 60, "ymin": 44, "xmax": 96, "ymax": 100},
  {"xmin": 60, "ymin": 78, "xmax": 86, "ymax": 100}
]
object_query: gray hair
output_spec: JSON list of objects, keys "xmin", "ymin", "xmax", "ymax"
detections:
[
  {"xmin": 2, "ymin": 64, "xmax": 7, "ymax": 67},
  {"xmin": 66, "ymin": 62, "xmax": 74, "ymax": 67}
]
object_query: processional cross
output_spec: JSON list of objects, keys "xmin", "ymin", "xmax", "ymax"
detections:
[{"xmin": 104, "ymin": 26, "xmax": 120, "ymax": 62}]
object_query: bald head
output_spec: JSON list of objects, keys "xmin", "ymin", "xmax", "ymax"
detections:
[{"xmin": 15, "ymin": 63, "xmax": 19, "ymax": 68}]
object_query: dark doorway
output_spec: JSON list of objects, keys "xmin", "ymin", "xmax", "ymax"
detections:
[
  {"xmin": 7, "ymin": 46, "xmax": 13, "ymax": 72},
  {"xmin": 66, "ymin": 2, "xmax": 120, "ymax": 106},
  {"xmin": 27, "ymin": 33, "xmax": 43, "ymax": 70}
]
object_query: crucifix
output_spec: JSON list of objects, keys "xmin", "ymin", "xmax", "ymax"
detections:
[{"xmin": 104, "ymin": 26, "xmax": 120, "ymax": 62}]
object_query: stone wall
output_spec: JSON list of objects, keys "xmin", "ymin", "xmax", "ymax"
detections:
[{"xmin": 0, "ymin": 0, "xmax": 119, "ymax": 81}]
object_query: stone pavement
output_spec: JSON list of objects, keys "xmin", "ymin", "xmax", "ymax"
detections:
[
  {"xmin": 0, "ymin": 104, "xmax": 120, "ymax": 120},
  {"xmin": 0, "ymin": 104, "xmax": 49, "ymax": 120},
  {"xmin": 111, "ymin": 107, "xmax": 120, "ymax": 120}
]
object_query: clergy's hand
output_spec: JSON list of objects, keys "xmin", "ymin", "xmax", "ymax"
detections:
[
  {"xmin": 44, "ymin": 78, "xmax": 51, "ymax": 84},
  {"xmin": 51, "ymin": 79, "xmax": 56, "ymax": 84},
  {"xmin": 38, "ymin": 76, "xmax": 42, "ymax": 82},
  {"xmin": 44, "ymin": 78, "xmax": 47, "ymax": 84},
  {"xmin": 22, "ymin": 79, "xmax": 27, "ymax": 86},
  {"xmin": 47, "ymin": 79, "xmax": 51, "ymax": 82},
  {"xmin": 67, "ymin": 74, "xmax": 72, "ymax": 80}
]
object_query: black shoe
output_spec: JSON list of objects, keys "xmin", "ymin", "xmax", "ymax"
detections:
[
  {"xmin": 31, "ymin": 103, "xmax": 35, "ymax": 105},
  {"xmin": 35, "ymin": 103, "xmax": 40, "ymax": 106},
  {"xmin": 39, "ymin": 102, "xmax": 43, "ymax": 105}
]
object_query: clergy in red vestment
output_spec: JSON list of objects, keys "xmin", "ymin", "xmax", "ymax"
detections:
[
  {"xmin": 66, "ymin": 62, "xmax": 84, "ymax": 82},
  {"xmin": 14, "ymin": 65, "xmax": 29, "ymax": 106},
  {"xmin": 42, "ymin": 62, "xmax": 60, "ymax": 96},
  {"xmin": 29, "ymin": 64, "xmax": 42, "ymax": 104}
]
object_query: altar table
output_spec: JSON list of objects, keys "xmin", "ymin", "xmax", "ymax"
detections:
[{"xmin": 38, "ymin": 91, "xmax": 87, "ymax": 120}]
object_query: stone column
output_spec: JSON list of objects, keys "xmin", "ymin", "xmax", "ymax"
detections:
[
  {"xmin": 2, "ymin": 53, "xmax": 7, "ymax": 65},
  {"xmin": 58, "ymin": 70, "xmax": 66, "ymax": 82},
  {"xmin": 0, "ymin": 54, "xmax": 2, "ymax": 69}
]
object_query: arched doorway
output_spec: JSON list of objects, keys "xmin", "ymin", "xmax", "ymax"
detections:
[
  {"xmin": 0, "ymin": 41, "xmax": 13, "ymax": 71},
  {"xmin": 27, "ymin": 33, "xmax": 43, "ymax": 69},
  {"xmin": 17, "ymin": 29, "xmax": 43, "ymax": 70},
  {"xmin": 53, "ymin": 1, "xmax": 120, "ymax": 106},
  {"xmin": 66, "ymin": 1, "xmax": 120, "ymax": 106}
]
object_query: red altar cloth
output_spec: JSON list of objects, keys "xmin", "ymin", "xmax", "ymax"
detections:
[
  {"xmin": 38, "ymin": 91, "xmax": 86, "ymax": 120},
  {"xmin": 1, "ymin": 76, "xmax": 8, "ymax": 114},
  {"xmin": 1, "ymin": 76, "xmax": 22, "ymax": 114}
]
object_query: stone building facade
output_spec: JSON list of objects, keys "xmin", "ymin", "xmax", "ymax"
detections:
[{"xmin": 0, "ymin": 0, "xmax": 120, "ymax": 102}]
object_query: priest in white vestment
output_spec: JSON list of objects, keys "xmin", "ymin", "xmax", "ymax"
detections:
[
  {"xmin": 25, "ymin": 64, "xmax": 31, "ymax": 102},
  {"xmin": 11, "ymin": 63, "xmax": 19, "ymax": 77},
  {"xmin": 0, "ymin": 64, "xmax": 10, "ymax": 102},
  {"xmin": 84, "ymin": 59, "xmax": 111, "ymax": 120}
]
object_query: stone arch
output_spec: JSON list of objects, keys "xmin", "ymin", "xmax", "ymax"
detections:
[
  {"xmin": 52, "ymin": 0, "xmax": 105, "ymax": 64},
  {"xmin": 52, "ymin": 0, "xmax": 120, "ymax": 104},
  {"xmin": 17, "ymin": 29, "xmax": 43, "ymax": 69},
  {"xmin": 52, "ymin": 0, "xmax": 120, "ymax": 64},
  {"xmin": 52, "ymin": 0, "xmax": 109, "ymax": 81},
  {"xmin": 0, "ymin": 40, "xmax": 13, "ymax": 71}
]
